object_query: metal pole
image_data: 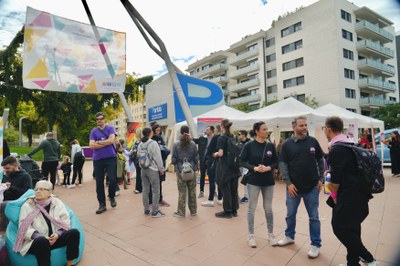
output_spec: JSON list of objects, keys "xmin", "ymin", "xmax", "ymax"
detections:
[
  {"xmin": 19, "ymin": 117, "xmax": 25, "ymax": 147},
  {"xmin": 120, "ymin": 0, "xmax": 198, "ymax": 138}
]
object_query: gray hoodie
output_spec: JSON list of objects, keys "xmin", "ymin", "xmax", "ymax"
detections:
[{"xmin": 138, "ymin": 139, "xmax": 164, "ymax": 172}]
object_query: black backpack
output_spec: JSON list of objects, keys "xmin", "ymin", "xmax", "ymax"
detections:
[
  {"xmin": 334, "ymin": 143, "xmax": 385, "ymax": 194},
  {"xmin": 226, "ymin": 136, "xmax": 241, "ymax": 171}
]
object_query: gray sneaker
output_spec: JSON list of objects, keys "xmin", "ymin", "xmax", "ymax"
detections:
[
  {"xmin": 198, "ymin": 191, "xmax": 204, "ymax": 198},
  {"xmin": 152, "ymin": 210, "xmax": 165, "ymax": 218}
]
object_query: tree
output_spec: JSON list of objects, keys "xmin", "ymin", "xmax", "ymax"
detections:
[
  {"xmin": 232, "ymin": 103, "xmax": 254, "ymax": 113},
  {"xmin": 372, "ymin": 103, "xmax": 400, "ymax": 129}
]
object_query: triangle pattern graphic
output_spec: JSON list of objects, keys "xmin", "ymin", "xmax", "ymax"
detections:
[
  {"xmin": 99, "ymin": 30, "xmax": 113, "ymax": 43},
  {"xmin": 83, "ymin": 80, "xmax": 97, "ymax": 93},
  {"xmin": 114, "ymin": 32, "xmax": 125, "ymax": 48},
  {"xmin": 33, "ymin": 80, "xmax": 50, "ymax": 89},
  {"xmin": 66, "ymin": 84, "xmax": 80, "ymax": 93},
  {"xmin": 24, "ymin": 29, "xmax": 48, "ymax": 52},
  {"xmin": 29, "ymin": 12, "xmax": 52, "ymax": 27},
  {"xmin": 25, "ymin": 59, "xmax": 49, "ymax": 79},
  {"xmin": 78, "ymin": 75, "xmax": 93, "ymax": 91},
  {"xmin": 53, "ymin": 17, "xmax": 65, "ymax": 31}
]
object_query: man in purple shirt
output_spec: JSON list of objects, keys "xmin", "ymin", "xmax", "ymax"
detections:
[{"xmin": 89, "ymin": 112, "xmax": 118, "ymax": 214}]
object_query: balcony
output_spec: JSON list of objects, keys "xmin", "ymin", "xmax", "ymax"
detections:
[
  {"xmin": 229, "ymin": 63, "xmax": 259, "ymax": 79},
  {"xmin": 230, "ymin": 94, "xmax": 261, "ymax": 105},
  {"xmin": 221, "ymin": 88, "xmax": 230, "ymax": 96},
  {"xmin": 209, "ymin": 76, "xmax": 229, "ymax": 84},
  {"xmin": 358, "ymin": 78, "xmax": 396, "ymax": 93},
  {"xmin": 359, "ymin": 97, "xmax": 396, "ymax": 108},
  {"xmin": 355, "ymin": 20, "xmax": 394, "ymax": 43},
  {"xmin": 358, "ymin": 59, "xmax": 395, "ymax": 77},
  {"xmin": 228, "ymin": 49, "xmax": 259, "ymax": 66},
  {"xmin": 357, "ymin": 40, "xmax": 394, "ymax": 60},
  {"xmin": 230, "ymin": 78, "xmax": 259, "ymax": 93},
  {"xmin": 191, "ymin": 63, "xmax": 228, "ymax": 78}
]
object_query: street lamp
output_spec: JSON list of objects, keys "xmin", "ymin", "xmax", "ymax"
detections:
[{"xmin": 19, "ymin": 117, "xmax": 26, "ymax": 147}]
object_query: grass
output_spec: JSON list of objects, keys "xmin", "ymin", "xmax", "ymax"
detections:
[{"xmin": 9, "ymin": 146, "xmax": 43, "ymax": 161}]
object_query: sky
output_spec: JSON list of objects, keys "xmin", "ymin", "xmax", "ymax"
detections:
[{"xmin": 0, "ymin": 0, "xmax": 399, "ymax": 78}]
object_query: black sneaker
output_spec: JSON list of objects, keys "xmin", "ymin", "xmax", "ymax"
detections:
[
  {"xmin": 232, "ymin": 211, "xmax": 238, "ymax": 217},
  {"xmin": 144, "ymin": 210, "xmax": 150, "ymax": 216},
  {"xmin": 240, "ymin": 197, "xmax": 248, "ymax": 204},
  {"xmin": 215, "ymin": 211, "xmax": 232, "ymax": 219},
  {"xmin": 110, "ymin": 198, "xmax": 117, "ymax": 208},
  {"xmin": 96, "ymin": 204, "xmax": 107, "ymax": 214}
]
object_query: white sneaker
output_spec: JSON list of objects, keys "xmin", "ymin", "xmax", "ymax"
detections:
[
  {"xmin": 278, "ymin": 236, "xmax": 294, "ymax": 246},
  {"xmin": 69, "ymin": 184, "xmax": 76, "ymax": 188},
  {"xmin": 363, "ymin": 260, "xmax": 377, "ymax": 266},
  {"xmin": 248, "ymin": 234, "xmax": 257, "ymax": 248},
  {"xmin": 115, "ymin": 191, "xmax": 121, "ymax": 196},
  {"xmin": 217, "ymin": 199, "xmax": 223, "ymax": 205},
  {"xmin": 201, "ymin": 200, "xmax": 214, "ymax": 207},
  {"xmin": 308, "ymin": 245, "xmax": 320, "ymax": 258},
  {"xmin": 268, "ymin": 233, "xmax": 278, "ymax": 246}
]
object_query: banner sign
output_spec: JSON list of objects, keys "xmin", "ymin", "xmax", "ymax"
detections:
[
  {"xmin": 126, "ymin": 122, "xmax": 142, "ymax": 178},
  {"xmin": 23, "ymin": 7, "xmax": 126, "ymax": 94},
  {"xmin": 148, "ymin": 103, "xmax": 168, "ymax": 122},
  {"xmin": 197, "ymin": 118, "xmax": 222, "ymax": 137}
]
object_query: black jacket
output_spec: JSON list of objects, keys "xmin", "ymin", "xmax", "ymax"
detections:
[
  {"xmin": 194, "ymin": 136, "xmax": 208, "ymax": 162},
  {"xmin": 2, "ymin": 169, "xmax": 33, "ymax": 201}
]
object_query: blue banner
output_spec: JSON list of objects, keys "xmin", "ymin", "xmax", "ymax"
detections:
[{"xmin": 148, "ymin": 103, "xmax": 168, "ymax": 121}]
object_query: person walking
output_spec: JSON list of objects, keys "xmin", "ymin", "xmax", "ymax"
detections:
[
  {"xmin": 382, "ymin": 130, "xmax": 400, "ymax": 177},
  {"xmin": 323, "ymin": 116, "xmax": 377, "ymax": 266},
  {"xmin": 28, "ymin": 132, "xmax": 61, "ymax": 188},
  {"xmin": 278, "ymin": 116, "xmax": 324, "ymax": 258},
  {"xmin": 138, "ymin": 127, "xmax": 165, "ymax": 218},
  {"xmin": 171, "ymin": 126, "xmax": 199, "ymax": 218},
  {"xmin": 89, "ymin": 112, "xmax": 118, "ymax": 214},
  {"xmin": 71, "ymin": 139, "xmax": 85, "ymax": 187},
  {"xmin": 240, "ymin": 122, "xmax": 278, "ymax": 248},
  {"xmin": 214, "ymin": 119, "xmax": 241, "ymax": 218}
]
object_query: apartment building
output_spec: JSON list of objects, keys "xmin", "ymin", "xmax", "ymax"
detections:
[{"xmin": 186, "ymin": 0, "xmax": 399, "ymax": 115}]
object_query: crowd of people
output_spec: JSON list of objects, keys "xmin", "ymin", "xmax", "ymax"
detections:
[{"xmin": 2, "ymin": 112, "xmax": 396, "ymax": 266}]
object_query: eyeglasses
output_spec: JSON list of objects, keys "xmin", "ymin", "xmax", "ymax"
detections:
[
  {"xmin": 96, "ymin": 117, "xmax": 105, "ymax": 121},
  {"xmin": 35, "ymin": 188, "xmax": 50, "ymax": 192}
]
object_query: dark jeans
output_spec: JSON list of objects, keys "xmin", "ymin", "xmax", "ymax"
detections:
[
  {"xmin": 41, "ymin": 161, "xmax": 59, "ymax": 188},
  {"xmin": 199, "ymin": 159, "xmax": 207, "ymax": 192},
  {"xmin": 62, "ymin": 172, "xmax": 71, "ymax": 185},
  {"xmin": 134, "ymin": 161, "xmax": 142, "ymax": 192},
  {"xmin": 221, "ymin": 178, "xmax": 239, "ymax": 213},
  {"xmin": 332, "ymin": 201, "xmax": 374, "ymax": 265},
  {"xmin": 71, "ymin": 159, "xmax": 85, "ymax": 185},
  {"xmin": 28, "ymin": 229, "xmax": 80, "ymax": 266},
  {"xmin": 93, "ymin": 157, "xmax": 117, "ymax": 206},
  {"xmin": 207, "ymin": 162, "xmax": 216, "ymax": 201}
]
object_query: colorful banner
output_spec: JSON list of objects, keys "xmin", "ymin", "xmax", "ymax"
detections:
[
  {"xmin": 23, "ymin": 7, "xmax": 126, "ymax": 94},
  {"xmin": 126, "ymin": 122, "xmax": 142, "ymax": 178},
  {"xmin": 197, "ymin": 118, "xmax": 222, "ymax": 137},
  {"xmin": 0, "ymin": 117, "xmax": 3, "ymax": 181}
]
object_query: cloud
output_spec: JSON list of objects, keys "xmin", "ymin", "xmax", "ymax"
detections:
[{"xmin": 0, "ymin": 0, "xmax": 26, "ymax": 48}]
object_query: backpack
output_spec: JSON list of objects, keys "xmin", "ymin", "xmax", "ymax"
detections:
[
  {"xmin": 138, "ymin": 142, "xmax": 152, "ymax": 169},
  {"xmin": 334, "ymin": 143, "xmax": 385, "ymax": 194},
  {"xmin": 226, "ymin": 136, "xmax": 242, "ymax": 171},
  {"xmin": 181, "ymin": 158, "xmax": 195, "ymax": 181}
]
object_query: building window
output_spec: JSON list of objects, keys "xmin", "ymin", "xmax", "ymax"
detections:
[
  {"xmin": 267, "ymin": 69, "xmax": 277, "ymax": 78},
  {"xmin": 342, "ymin": 29, "xmax": 353, "ymax": 41},
  {"xmin": 341, "ymin": 10, "xmax": 352, "ymax": 22},
  {"xmin": 265, "ymin": 37, "xmax": 275, "ymax": 47},
  {"xmin": 345, "ymin": 88, "xmax": 356, "ymax": 98},
  {"xmin": 283, "ymin": 75, "xmax": 305, "ymax": 88},
  {"xmin": 281, "ymin": 22, "xmax": 302, "ymax": 37},
  {"xmin": 389, "ymin": 97, "xmax": 396, "ymax": 102},
  {"xmin": 266, "ymin": 53, "xmax": 276, "ymax": 63},
  {"xmin": 250, "ymin": 88, "xmax": 260, "ymax": 95},
  {"xmin": 281, "ymin": 40, "xmax": 303, "ymax": 54},
  {"xmin": 296, "ymin": 94, "xmax": 305, "ymax": 103},
  {"xmin": 344, "ymin": 68, "xmax": 355, "ymax": 79},
  {"xmin": 282, "ymin": 57, "xmax": 304, "ymax": 71},
  {"xmin": 267, "ymin": 85, "xmax": 277, "ymax": 94},
  {"xmin": 248, "ymin": 43, "xmax": 257, "ymax": 50},
  {"xmin": 202, "ymin": 64, "xmax": 211, "ymax": 70},
  {"xmin": 346, "ymin": 108, "xmax": 356, "ymax": 113},
  {"xmin": 343, "ymin": 49, "xmax": 354, "ymax": 60}
]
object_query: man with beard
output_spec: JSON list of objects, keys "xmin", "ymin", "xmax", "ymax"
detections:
[{"xmin": 1, "ymin": 156, "xmax": 33, "ymax": 201}]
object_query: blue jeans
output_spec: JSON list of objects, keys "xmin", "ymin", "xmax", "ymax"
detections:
[
  {"xmin": 285, "ymin": 185, "xmax": 321, "ymax": 247},
  {"xmin": 93, "ymin": 157, "xmax": 117, "ymax": 206}
]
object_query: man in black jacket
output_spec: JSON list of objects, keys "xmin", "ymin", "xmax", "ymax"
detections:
[
  {"xmin": 1, "ymin": 156, "xmax": 33, "ymax": 201},
  {"xmin": 194, "ymin": 126, "xmax": 214, "ymax": 198},
  {"xmin": 324, "ymin": 116, "xmax": 376, "ymax": 266}
]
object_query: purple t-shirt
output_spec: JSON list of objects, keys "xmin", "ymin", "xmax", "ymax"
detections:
[{"xmin": 90, "ymin": 125, "xmax": 117, "ymax": 161}]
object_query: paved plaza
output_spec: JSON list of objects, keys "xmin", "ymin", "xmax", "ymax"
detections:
[{"xmin": 52, "ymin": 163, "xmax": 400, "ymax": 266}]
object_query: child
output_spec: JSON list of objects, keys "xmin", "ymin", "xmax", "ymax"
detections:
[{"xmin": 60, "ymin": 156, "xmax": 73, "ymax": 188}]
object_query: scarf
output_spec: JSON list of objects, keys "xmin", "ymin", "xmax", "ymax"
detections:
[
  {"xmin": 13, "ymin": 197, "xmax": 70, "ymax": 253},
  {"xmin": 328, "ymin": 133, "xmax": 354, "ymax": 150}
]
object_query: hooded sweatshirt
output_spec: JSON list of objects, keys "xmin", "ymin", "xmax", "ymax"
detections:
[{"xmin": 138, "ymin": 137, "xmax": 164, "ymax": 172}]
